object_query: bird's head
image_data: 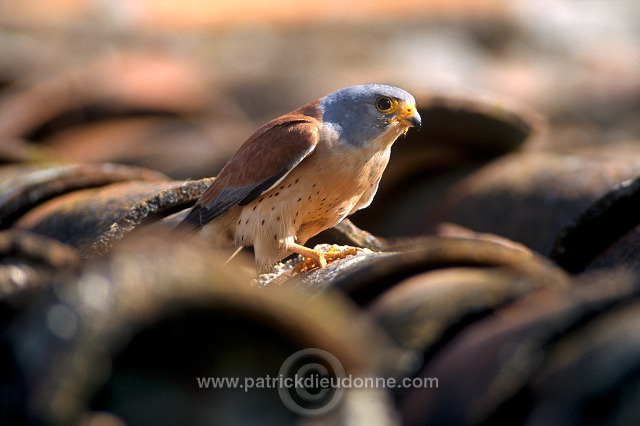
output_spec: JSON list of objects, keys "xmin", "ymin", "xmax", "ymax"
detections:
[{"xmin": 319, "ymin": 84, "xmax": 421, "ymax": 147}]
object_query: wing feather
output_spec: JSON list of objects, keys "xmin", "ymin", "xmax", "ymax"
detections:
[{"xmin": 179, "ymin": 109, "xmax": 321, "ymax": 229}]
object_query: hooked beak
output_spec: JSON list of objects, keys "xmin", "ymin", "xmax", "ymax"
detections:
[{"xmin": 398, "ymin": 105, "xmax": 421, "ymax": 130}]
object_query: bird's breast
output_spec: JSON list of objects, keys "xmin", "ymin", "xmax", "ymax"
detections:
[{"xmin": 233, "ymin": 140, "xmax": 392, "ymax": 246}]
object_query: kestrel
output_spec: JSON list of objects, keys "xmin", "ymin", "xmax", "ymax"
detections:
[{"xmin": 179, "ymin": 84, "xmax": 421, "ymax": 270}]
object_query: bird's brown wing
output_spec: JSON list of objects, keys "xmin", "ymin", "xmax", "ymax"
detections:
[{"xmin": 180, "ymin": 114, "xmax": 320, "ymax": 229}]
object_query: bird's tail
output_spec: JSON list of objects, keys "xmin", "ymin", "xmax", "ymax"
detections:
[{"xmin": 171, "ymin": 207, "xmax": 202, "ymax": 236}]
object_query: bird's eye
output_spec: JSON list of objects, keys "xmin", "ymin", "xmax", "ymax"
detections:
[{"xmin": 376, "ymin": 97, "xmax": 397, "ymax": 114}]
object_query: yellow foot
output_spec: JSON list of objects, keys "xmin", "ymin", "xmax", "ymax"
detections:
[{"xmin": 289, "ymin": 243, "xmax": 365, "ymax": 273}]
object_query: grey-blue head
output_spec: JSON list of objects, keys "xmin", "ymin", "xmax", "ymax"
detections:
[{"xmin": 319, "ymin": 84, "xmax": 421, "ymax": 145}]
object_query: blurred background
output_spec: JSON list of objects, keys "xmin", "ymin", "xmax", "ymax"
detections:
[
  {"xmin": 1, "ymin": 0, "xmax": 638, "ymax": 178},
  {"xmin": 1, "ymin": 0, "xmax": 640, "ymax": 255},
  {"xmin": 3, "ymin": 3, "xmax": 640, "ymax": 425}
]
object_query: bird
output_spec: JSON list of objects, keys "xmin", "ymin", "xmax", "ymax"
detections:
[{"xmin": 178, "ymin": 84, "xmax": 421, "ymax": 271}]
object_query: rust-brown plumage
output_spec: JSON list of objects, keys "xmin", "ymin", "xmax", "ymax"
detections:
[{"xmin": 184, "ymin": 101, "xmax": 322, "ymax": 226}]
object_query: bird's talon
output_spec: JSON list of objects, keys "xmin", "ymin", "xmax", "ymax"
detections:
[
  {"xmin": 325, "ymin": 247, "xmax": 362, "ymax": 260},
  {"xmin": 292, "ymin": 245, "xmax": 363, "ymax": 273}
]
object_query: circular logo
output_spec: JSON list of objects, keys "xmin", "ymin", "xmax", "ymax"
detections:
[{"xmin": 278, "ymin": 348, "xmax": 346, "ymax": 416}]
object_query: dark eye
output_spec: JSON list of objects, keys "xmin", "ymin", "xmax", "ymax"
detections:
[{"xmin": 376, "ymin": 96, "xmax": 396, "ymax": 113}]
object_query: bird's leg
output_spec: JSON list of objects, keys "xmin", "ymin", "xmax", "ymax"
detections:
[
  {"xmin": 287, "ymin": 242, "xmax": 365, "ymax": 271},
  {"xmin": 287, "ymin": 242, "xmax": 328, "ymax": 268}
]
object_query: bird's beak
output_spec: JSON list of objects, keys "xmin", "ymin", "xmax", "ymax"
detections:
[{"xmin": 398, "ymin": 105, "xmax": 422, "ymax": 130}]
